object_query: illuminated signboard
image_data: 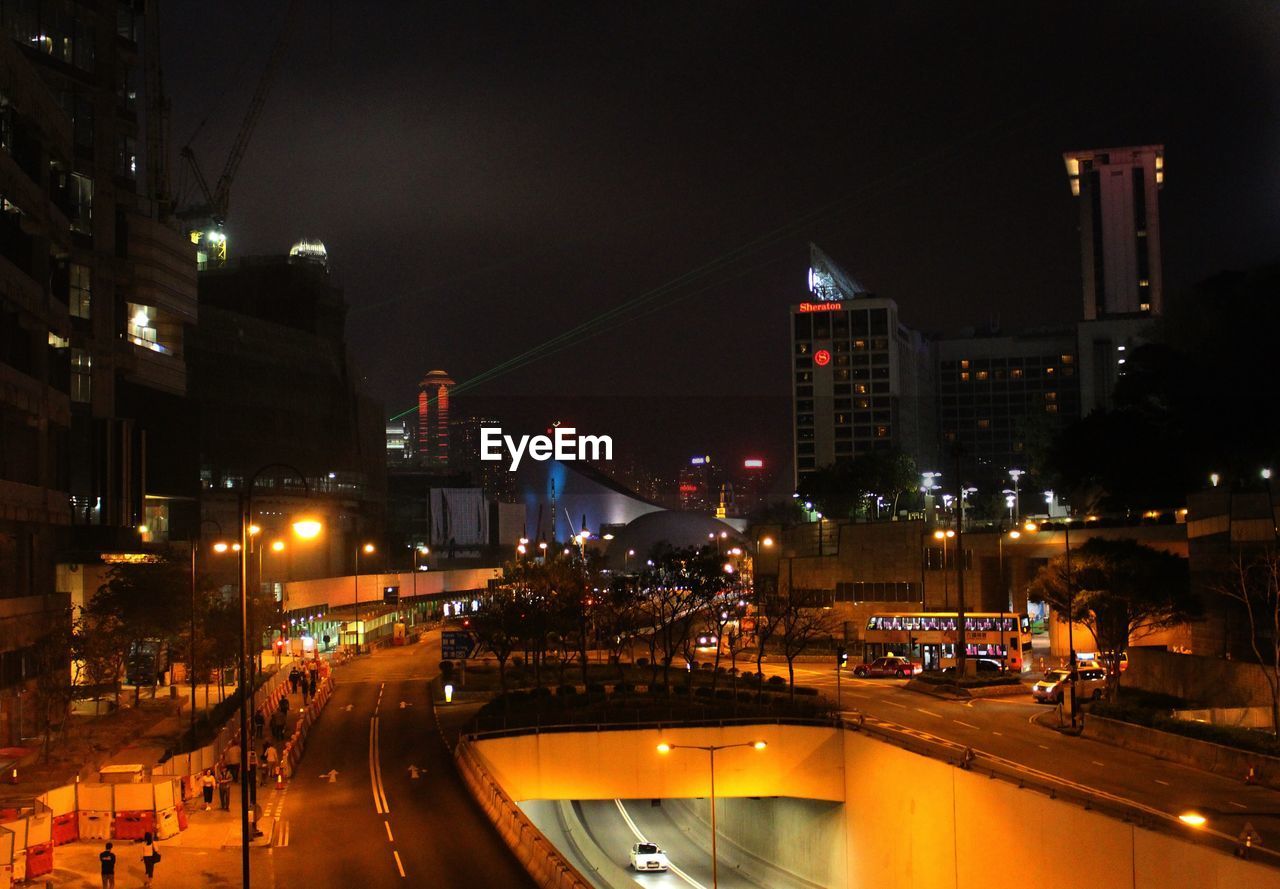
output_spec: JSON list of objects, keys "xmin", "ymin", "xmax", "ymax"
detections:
[
  {"xmin": 679, "ymin": 483, "xmax": 699, "ymax": 493},
  {"xmin": 814, "ymin": 349, "xmax": 831, "ymax": 366},
  {"xmin": 797, "ymin": 302, "xmax": 843, "ymax": 313},
  {"xmin": 743, "ymin": 459, "xmax": 764, "ymax": 469},
  {"xmin": 690, "ymin": 456, "xmax": 709, "ymax": 465}
]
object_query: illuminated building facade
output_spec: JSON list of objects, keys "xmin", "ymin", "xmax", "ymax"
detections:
[
  {"xmin": 418, "ymin": 370, "xmax": 454, "ymax": 467},
  {"xmin": 678, "ymin": 456, "xmax": 715, "ymax": 512},
  {"xmin": 791, "ymin": 245, "xmax": 936, "ymax": 487}
]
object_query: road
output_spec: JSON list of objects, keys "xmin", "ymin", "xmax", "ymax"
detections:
[
  {"xmin": 764, "ymin": 660, "xmax": 1280, "ymax": 849},
  {"xmin": 269, "ymin": 637, "xmax": 536, "ymax": 888}
]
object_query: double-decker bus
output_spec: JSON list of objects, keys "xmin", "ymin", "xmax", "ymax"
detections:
[{"xmin": 862, "ymin": 612, "xmax": 1030, "ymax": 672}]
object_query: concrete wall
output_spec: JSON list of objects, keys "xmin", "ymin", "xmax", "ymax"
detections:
[
  {"xmin": 1085, "ymin": 714, "xmax": 1280, "ymax": 791},
  {"xmin": 1126, "ymin": 647, "xmax": 1276, "ymax": 707},
  {"xmin": 471, "ymin": 725, "xmax": 845, "ymax": 804},
  {"xmin": 472, "ymin": 724, "xmax": 1276, "ymax": 888},
  {"xmin": 669, "ymin": 796, "xmax": 844, "ymax": 889}
]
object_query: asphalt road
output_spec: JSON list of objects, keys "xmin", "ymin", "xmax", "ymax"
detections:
[
  {"xmin": 767, "ymin": 660, "xmax": 1280, "ymax": 849},
  {"xmin": 270, "ymin": 638, "xmax": 536, "ymax": 889}
]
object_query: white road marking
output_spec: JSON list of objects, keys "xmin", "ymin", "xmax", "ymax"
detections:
[
  {"xmin": 393, "ymin": 850, "xmax": 406, "ymax": 878},
  {"xmin": 614, "ymin": 799, "xmax": 705, "ymax": 889},
  {"xmin": 882, "ymin": 700, "xmax": 907, "ymax": 709},
  {"xmin": 1038, "ymin": 744, "xmax": 1050, "ymax": 750},
  {"xmin": 915, "ymin": 708, "xmax": 942, "ymax": 718},
  {"xmin": 1154, "ymin": 779, "xmax": 1170, "ymax": 786},
  {"xmin": 953, "ymin": 720, "xmax": 979, "ymax": 729},
  {"xmin": 384, "ymin": 820, "xmax": 394, "ymax": 842},
  {"xmin": 369, "ymin": 717, "xmax": 390, "ymax": 813},
  {"xmin": 1230, "ymin": 802, "xmax": 1248, "ymax": 809},
  {"xmin": 1091, "ymin": 761, "xmax": 1106, "ymax": 767},
  {"xmin": 991, "ymin": 731, "xmax": 1003, "ymax": 736}
]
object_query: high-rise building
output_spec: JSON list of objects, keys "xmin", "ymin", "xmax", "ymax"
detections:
[
  {"xmin": 678, "ymin": 456, "xmax": 716, "ymax": 512},
  {"xmin": 450, "ymin": 415, "xmax": 515, "ymax": 502},
  {"xmin": 0, "ymin": 2, "xmax": 200, "ymax": 741},
  {"xmin": 1064, "ymin": 145, "xmax": 1165, "ymax": 415},
  {"xmin": 417, "ymin": 370, "xmax": 454, "ymax": 467},
  {"xmin": 791, "ymin": 244, "xmax": 935, "ymax": 487},
  {"xmin": 1064, "ymin": 145, "xmax": 1165, "ymax": 320},
  {"xmin": 385, "ymin": 418, "xmax": 412, "ymax": 465},
  {"xmin": 935, "ymin": 327, "xmax": 1080, "ymax": 480}
]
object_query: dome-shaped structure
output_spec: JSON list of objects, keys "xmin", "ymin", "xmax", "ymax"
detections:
[{"xmin": 606, "ymin": 511, "xmax": 744, "ymax": 569}]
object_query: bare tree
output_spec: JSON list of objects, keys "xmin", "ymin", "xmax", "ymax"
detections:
[
  {"xmin": 777, "ymin": 593, "xmax": 838, "ymax": 702},
  {"xmin": 1215, "ymin": 554, "xmax": 1280, "ymax": 737},
  {"xmin": 753, "ymin": 596, "xmax": 780, "ymax": 702},
  {"xmin": 472, "ymin": 588, "xmax": 525, "ymax": 697}
]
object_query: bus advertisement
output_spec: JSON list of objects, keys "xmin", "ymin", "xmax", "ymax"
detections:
[{"xmin": 862, "ymin": 612, "xmax": 1030, "ymax": 672}]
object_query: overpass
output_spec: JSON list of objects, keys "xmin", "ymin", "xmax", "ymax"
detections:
[{"xmin": 459, "ymin": 720, "xmax": 1275, "ymax": 888}]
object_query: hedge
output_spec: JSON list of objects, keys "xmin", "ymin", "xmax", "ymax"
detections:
[{"xmin": 1092, "ymin": 702, "xmax": 1280, "ymax": 758}]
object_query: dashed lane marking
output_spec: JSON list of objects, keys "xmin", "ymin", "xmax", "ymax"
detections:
[
  {"xmin": 991, "ymin": 731, "xmax": 1003, "ymax": 736},
  {"xmin": 1230, "ymin": 802, "xmax": 1247, "ymax": 809},
  {"xmin": 1154, "ymin": 779, "xmax": 1170, "ymax": 786},
  {"xmin": 882, "ymin": 700, "xmax": 907, "ymax": 709},
  {"xmin": 393, "ymin": 850, "xmax": 406, "ymax": 878},
  {"xmin": 385, "ymin": 820, "xmax": 394, "ymax": 842},
  {"xmin": 915, "ymin": 708, "xmax": 943, "ymax": 718},
  {"xmin": 1038, "ymin": 744, "xmax": 1050, "ymax": 750},
  {"xmin": 953, "ymin": 720, "xmax": 980, "ymax": 729},
  {"xmin": 1091, "ymin": 761, "xmax": 1106, "ymax": 767}
]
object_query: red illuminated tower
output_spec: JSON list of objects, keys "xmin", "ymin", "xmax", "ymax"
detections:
[{"xmin": 417, "ymin": 370, "xmax": 455, "ymax": 466}]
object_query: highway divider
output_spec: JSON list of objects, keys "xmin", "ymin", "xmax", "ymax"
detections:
[{"xmin": 454, "ymin": 736, "xmax": 593, "ymax": 889}]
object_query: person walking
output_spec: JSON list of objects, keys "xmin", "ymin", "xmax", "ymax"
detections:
[
  {"xmin": 199, "ymin": 769, "xmax": 216, "ymax": 811},
  {"xmin": 140, "ymin": 831, "xmax": 159, "ymax": 887},
  {"xmin": 300, "ymin": 678, "xmax": 310, "ymax": 704},
  {"xmin": 245, "ymin": 748, "xmax": 258, "ymax": 805},
  {"xmin": 99, "ymin": 841, "xmax": 116, "ymax": 889},
  {"xmin": 216, "ymin": 764, "xmax": 231, "ymax": 810},
  {"xmin": 252, "ymin": 709, "xmax": 265, "ymax": 740},
  {"xmin": 307, "ymin": 669, "xmax": 317, "ymax": 700},
  {"xmin": 288, "ymin": 666, "xmax": 300, "ymax": 694},
  {"xmin": 263, "ymin": 742, "xmax": 279, "ymax": 785},
  {"xmin": 225, "ymin": 740, "xmax": 242, "ymax": 784}
]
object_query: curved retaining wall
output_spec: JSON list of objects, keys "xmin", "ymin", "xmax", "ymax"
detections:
[{"xmin": 454, "ymin": 737, "xmax": 592, "ymax": 889}]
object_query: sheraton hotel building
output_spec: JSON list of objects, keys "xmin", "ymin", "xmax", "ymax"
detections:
[{"xmin": 791, "ymin": 144, "xmax": 1166, "ymax": 489}]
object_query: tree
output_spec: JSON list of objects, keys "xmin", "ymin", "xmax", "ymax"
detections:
[
  {"xmin": 796, "ymin": 449, "xmax": 919, "ymax": 521},
  {"xmin": 74, "ymin": 611, "xmax": 130, "ymax": 709},
  {"xmin": 32, "ymin": 613, "xmax": 75, "ymax": 762},
  {"xmin": 472, "ymin": 586, "xmax": 526, "ymax": 698},
  {"xmin": 776, "ymin": 592, "xmax": 838, "ymax": 702},
  {"xmin": 1214, "ymin": 554, "xmax": 1280, "ymax": 737},
  {"xmin": 1027, "ymin": 538, "xmax": 1195, "ymax": 701},
  {"xmin": 88, "ymin": 556, "xmax": 191, "ymax": 702}
]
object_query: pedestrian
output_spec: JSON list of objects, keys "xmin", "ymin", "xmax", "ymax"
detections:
[
  {"xmin": 200, "ymin": 768, "xmax": 216, "ymax": 811},
  {"xmin": 300, "ymin": 678, "xmax": 310, "ymax": 704},
  {"xmin": 99, "ymin": 841, "xmax": 116, "ymax": 889},
  {"xmin": 216, "ymin": 764, "xmax": 231, "ymax": 810},
  {"xmin": 270, "ymin": 708, "xmax": 285, "ymax": 742},
  {"xmin": 253, "ymin": 709, "xmax": 265, "ymax": 739},
  {"xmin": 308, "ymin": 670, "xmax": 317, "ymax": 699},
  {"xmin": 264, "ymin": 742, "xmax": 279, "ymax": 784},
  {"xmin": 225, "ymin": 740, "xmax": 241, "ymax": 784},
  {"xmin": 140, "ymin": 831, "xmax": 159, "ymax": 887},
  {"xmin": 288, "ymin": 666, "xmax": 300, "ymax": 694}
]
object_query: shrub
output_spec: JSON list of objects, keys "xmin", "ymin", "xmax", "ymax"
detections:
[
  {"xmin": 700, "ymin": 662, "xmax": 713, "ymax": 671},
  {"xmin": 511, "ymin": 656, "xmax": 525, "ymax": 669},
  {"xmin": 1092, "ymin": 703, "xmax": 1280, "ymax": 758},
  {"xmin": 635, "ymin": 657, "xmax": 649, "ymax": 668},
  {"xmin": 767, "ymin": 675, "xmax": 786, "ymax": 686}
]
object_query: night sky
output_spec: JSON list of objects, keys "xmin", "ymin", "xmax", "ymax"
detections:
[{"xmin": 161, "ymin": 2, "xmax": 1280, "ymax": 473}]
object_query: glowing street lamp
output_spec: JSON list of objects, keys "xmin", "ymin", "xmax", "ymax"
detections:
[
  {"xmin": 354, "ymin": 542, "xmax": 375, "ymax": 654},
  {"xmin": 656, "ymin": 740, "xmax": 767, "ymax": 889}
]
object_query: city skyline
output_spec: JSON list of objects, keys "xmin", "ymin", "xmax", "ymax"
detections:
[{"xmin": 159, "ymin": 1, "xmax": 1279, "ymax": 442}]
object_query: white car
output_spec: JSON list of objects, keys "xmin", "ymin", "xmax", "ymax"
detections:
[
  {"xmin": 1032, "ymin": 667, "xmax": 1107, "ymax": 703},
  {"xmin": 629, "ymin": 842, "xmax": 670, "ymax": 872}
]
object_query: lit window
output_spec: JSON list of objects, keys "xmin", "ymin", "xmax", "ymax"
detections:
[
  {"xmin": 1138, "ymin": 279, "xmax": 1150, "ymax": 288},
  {"xmin": 1060, "ymin": 354, "xmax": 1074, "ymax": 365},
  {"xmin": 1010, "ymin": 368, "xmax": 1023, "ymax": 379},
  {"xmin": 69, "ymin": 263, "xmax": 91, "ymax": 318},
  {"xmin": 853, "ymin": 339, "xmax": 867, "ymax": 351},
  {"xmin": 960, "ymin": 360, "xmax": 969, "ymax": 369},
  {"xmin": 977, "ymin": 419, "xmax": 990, "ymax": 430},
  {"xmin": 127, "ymin": 303, "xmax": 167, "ymax": 353},
  {"xmin": 1046, "ymin": 366, "xmax": 1056, "ymax": 376},
  {"xmin": 48, "ymin": 332, "xmax": 69, "ymax": 349},
  {"xmin": 960, "ymin": 372, "xmax": 970, "ymax": 382},
  {"xmin": 1140, "ymin": 302, "xmax": 1151, "ymax": 312},
  {"xmin": 875, "ymin": 425, "xmax": 890, "ymax": 438},
  {"xmin": 1045, "ymin": 404, "xmax": 1058, "ymax": 414},
  {"xmin": 69, "ymin": 173, "xmax": 92, "ymax": 234},
  {"xmin": 1044, "ymin": 391, "xmax": 1057, "ymax": 402},
  {"xmin": 975, "ymin": 370, "xmax": 989, "ymax": 381}
]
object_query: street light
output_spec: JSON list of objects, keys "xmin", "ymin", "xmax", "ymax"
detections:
[
  {"xmin": 933, "ymin": 529, "xmax": 955, "ymax": 608},
  {"xmin": 656, "ymin": 740, "xmax": 767, "ymax": 889},
  {"xmin": 1008, "ymin": 469, "xmax": 1024, "ymax": 523},
  {"xmin": 238, "ymin": 463, "xmax": 321, "ymax": 889},
  {"xmin": 354, "ymin": 542, "xmax": 375, "ymax": 654}
]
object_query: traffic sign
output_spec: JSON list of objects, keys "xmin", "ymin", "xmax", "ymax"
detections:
[{"xmin": 442, "ymin": 630, "xmax": 476, "ymax": 660}]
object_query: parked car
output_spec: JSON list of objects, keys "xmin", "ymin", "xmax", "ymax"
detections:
[
  {"xmin": 630, "ymin": 842, "xmax": 670, "ymax": 872},
  {"xmin": 853, "ymin": 655, "xmax": 922, "ymax": 678},
  {"xmin": 1032, "ymin": 667, "xmax": 1107, "ymax": 703}
]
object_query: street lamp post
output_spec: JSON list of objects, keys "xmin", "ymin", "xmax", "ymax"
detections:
[
  {"xmin": 656, "ymin": 740, "xmax": 767, "ymax": 889},
  {"xmin": 354, "ymin": 542, "xmax": 375, "ymax": 654},
  {"xmin": 238, "ymin": 464, "xmax": 321, "ymax": 889},
  {"xmin": 932, "ymin": 529, "xmax": 955, "ymax": 609},
  {"xmin": 1008, "ymin": 469, "xmax": 1024, "ymax": 524},
  {"xmin": 188, "ymin": 519, "xmax": 227, "ymax": 746}
]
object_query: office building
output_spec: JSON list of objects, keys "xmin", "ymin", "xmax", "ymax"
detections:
[
  {"xmin": 450, "ymin": 415, "xmax": 515, "ymax": 502},
  {"xmin": 1064, "ymin": 145, "xmax": 1165, "ymax": 415},
  {"xmin": 417, "ymin": 370, "xmax": 454, "ymax": 467},
  {"xmin": 189, "ymin": 241, "xmax": 387, "ymax": 580},
  {"xmin": 791, "ymin": 244, "xmax": 935, "ymax": 487},
  {"xmin": 935, "ymin": 327, "xmax": 1080, "ymax": 480}
]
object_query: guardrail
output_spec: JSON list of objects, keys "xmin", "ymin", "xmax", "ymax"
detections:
[
  {"xmin": 847, "ymin": 710, "xmax": 1280, "ymax": 866},
  {"xmin": 467, "ymin": 715, "xmax": 838, "ymax": 744}
]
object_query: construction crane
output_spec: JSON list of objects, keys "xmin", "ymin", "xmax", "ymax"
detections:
[{"xmin": 178, "ymin": 0, "xmax": 302, "ymax": 267}]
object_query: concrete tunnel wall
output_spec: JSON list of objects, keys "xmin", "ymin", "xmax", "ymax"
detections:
[{"xmin": 471, "ymin": 725, "xmax": 1276, "ymax": 888}]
